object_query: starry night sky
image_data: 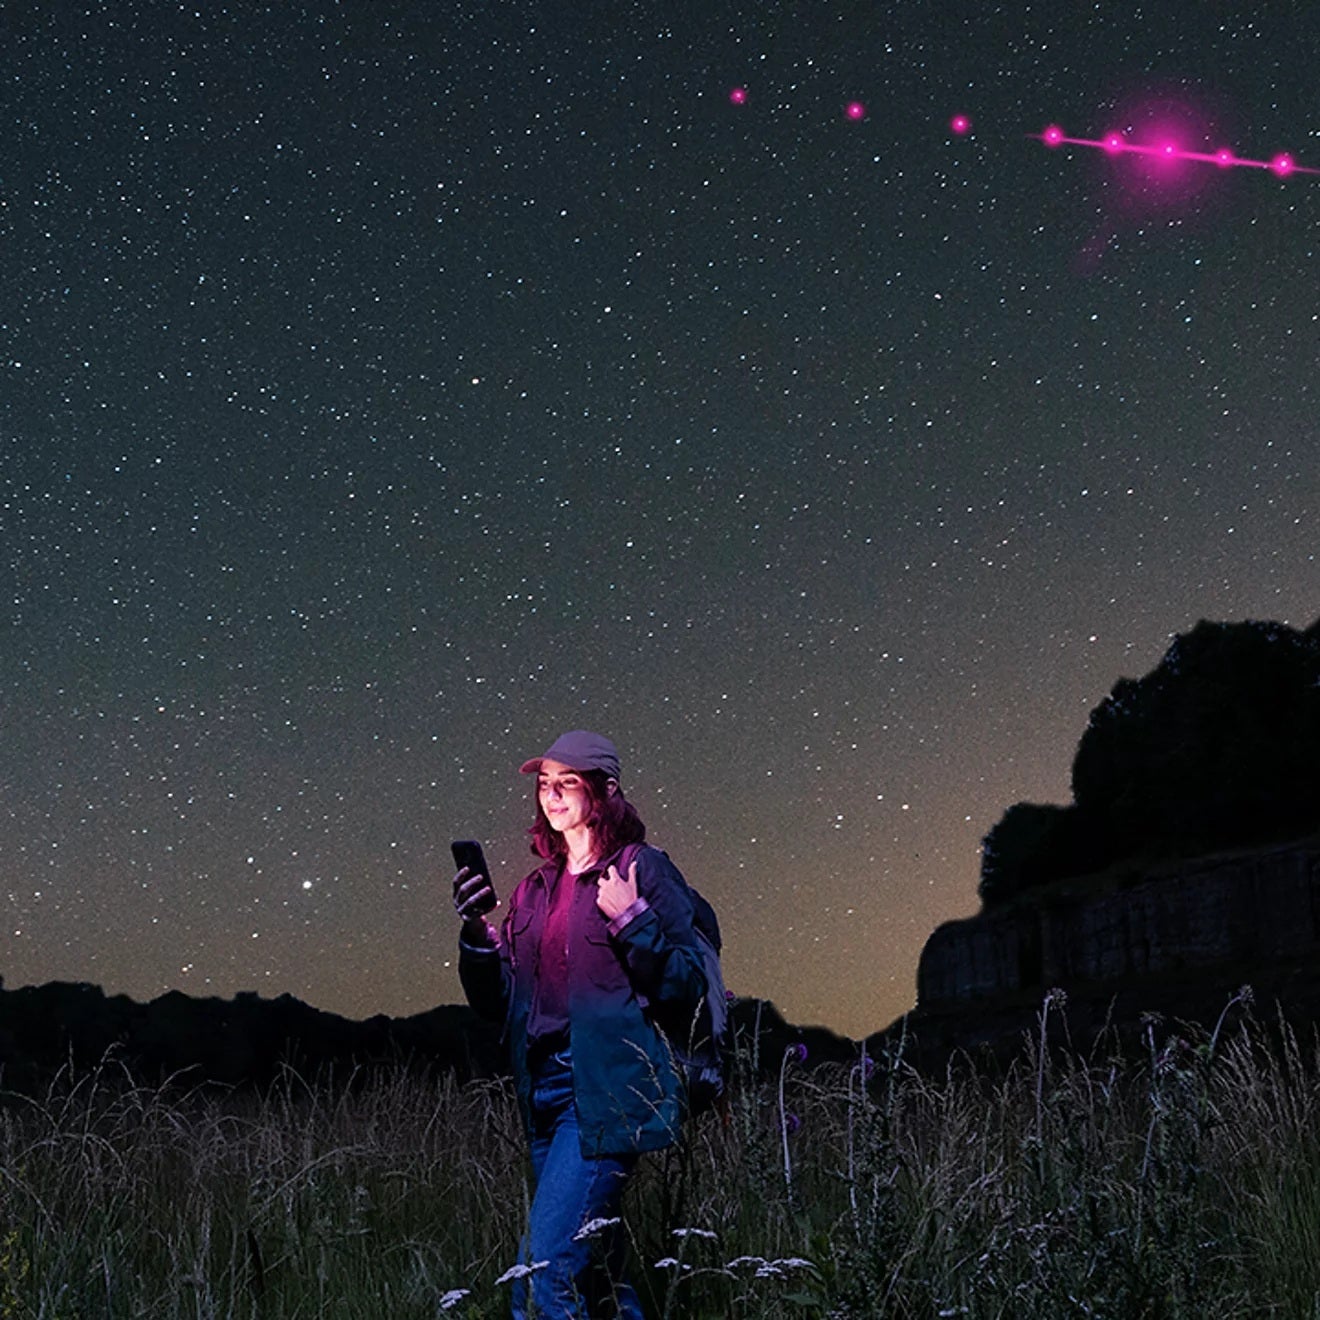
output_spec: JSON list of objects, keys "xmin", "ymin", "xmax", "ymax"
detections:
[{"xmin": 5, "ymin": 2, "xmax": 1317, "ymax": 1039}]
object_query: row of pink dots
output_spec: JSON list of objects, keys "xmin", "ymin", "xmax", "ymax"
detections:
[
  {"xmin": 727, "ymin": 87, "xmax": 971, "ymax": 135},
  {"xmin": 1040, "ymin": 123, "xmax": 1300, "ymax": 177},
  {"xmin": 726, "ymin": 90, "xmax": 1304, "ymax": 177}
]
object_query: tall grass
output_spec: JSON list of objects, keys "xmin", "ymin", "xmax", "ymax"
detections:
[{"xmin": 4, "ymin": 996, "xmax": 1320, "ymax": 1317}]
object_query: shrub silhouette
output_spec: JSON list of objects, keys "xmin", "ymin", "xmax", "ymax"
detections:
[
  {"xmin": 979, "ymin": 801, "xmax": 1092, "ymax": 906},
  {"xmin": 980, "ymin": 618, "xmax": 1320, "ymax": 907}
]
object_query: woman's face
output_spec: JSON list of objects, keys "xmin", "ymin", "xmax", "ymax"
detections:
[{"xmin": 537, "ymin": 759, "xmax": 593, "ymax": 836}]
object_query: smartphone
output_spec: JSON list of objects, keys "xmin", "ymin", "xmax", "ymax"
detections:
[{"xmin": 451, "ymin": 839, "xmax": 497, "ymax": 915}]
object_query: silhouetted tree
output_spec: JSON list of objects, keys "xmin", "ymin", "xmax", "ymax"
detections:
[
  {"xmin": 980, "ymin": 617, "xmax": 1320, "ymax": 907},
  {"xmin": 1074, "ymin": 619, "xmax": 1320, "ymax": 853},
  {"xmin": 979, "ymin": 802, "xmax": 1093, "ymax": 905}
]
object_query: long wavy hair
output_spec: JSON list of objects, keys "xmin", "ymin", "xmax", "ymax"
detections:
[{"xmin": 528, "ymin": 769, "xmax": 646, "ymax": 863}]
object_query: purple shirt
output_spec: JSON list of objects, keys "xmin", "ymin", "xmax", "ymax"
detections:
[
  {"xmin": 524, "ymin": 862, "xmax": 653, "ymax": 1047},
  {"xmin": 530, "ymin": 864, "xmax": 575, "ymax": 1042}
]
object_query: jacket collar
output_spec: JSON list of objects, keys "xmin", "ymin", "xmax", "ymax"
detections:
[{"xmin": 530, "ymin": 842, "xmax": 630, "ymax": 887}]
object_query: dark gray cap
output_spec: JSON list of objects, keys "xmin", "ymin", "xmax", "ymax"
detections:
[{"xmin": 520, "ymin": 730, "xmax": 621, "ymax": 780}]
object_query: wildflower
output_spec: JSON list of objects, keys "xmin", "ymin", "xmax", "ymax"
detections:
[
  {"xmin": 495, "ymin": 1261, "xmax": 549, "ymax": 1285},
  {"xmin": 753, "ymin": 1256, "xmax": 817, "ymax": 1277},
  {"xmin": 573, "ymin": 1217, "xmax": 620, "ymax": 1241},
  {"xmin": 653, "ymin": 1257, "xmax": 693, "ymax": 1271},
  {"xmin": 779, "ymin": 1044, "xmax": 808, "ymax": 1197},
  {"xmin": 672, "ymin": 1227, "xmax": 718, "ymax": 1240},
  {"xmin": 438, "ymin": 1289, "xmax": 471, "ymax": 1310}
]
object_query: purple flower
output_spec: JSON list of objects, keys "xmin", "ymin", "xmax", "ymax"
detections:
[
  {"xmin": 783, "ymin": 1111, "xmax": 802, "ymax": 1135},
  {"xmin": 786, "ymin": 1042, "xmax": 808, "ymax": 1065}
]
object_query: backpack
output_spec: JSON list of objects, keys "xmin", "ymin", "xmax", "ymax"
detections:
[{"xmin": 619, "ymin": 843, "xmax": 729, "ymax": 1117}]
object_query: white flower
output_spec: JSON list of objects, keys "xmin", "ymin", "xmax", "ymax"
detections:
[
  {"xmin": 755, "ymin": 1256, "xmax": 816, "ymax": 1277},
  {"xmin": 672, "ymin": 1227, "xmax": 718, "ymax": 1240},
  {"xmin": 495, "ymin": 1261, "xmax": 549, "ymax": 1285},
  {"xmin": 573, "ymin": 1216, "xmax": 621, "ymax": 1241},
  {"xmin": 438, "ymin": 1289, "xmax": 471, "ymax": 1310},
  {"xmin": 653, "ymin": 1257, "xmax": 692, "ymax": 1271},
  {"xmin": 725, "ymin": 1255, "xmax": 768, "ymax": 1270}
]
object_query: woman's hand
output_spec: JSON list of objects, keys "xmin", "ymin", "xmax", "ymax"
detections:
[
  {"xmin": 452, "ymin": 866, "xmax": 498, "ymax": 946},
  {"xmin": 596, "ymin": 858, "xmax": 639, "ymax": 921}
]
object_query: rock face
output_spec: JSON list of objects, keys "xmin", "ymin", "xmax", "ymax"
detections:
[
  {"xmin": 877, "ymin": 838, "xmax": 1320, "ymax": 1072},
  {"xmin": 919, "ymin": 843, "xmax": 1320, "ymax": 1009}
]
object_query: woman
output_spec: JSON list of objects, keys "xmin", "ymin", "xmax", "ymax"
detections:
[{"xmin": 453, "ymin": 730, "xmax": 710, "ymax": 1319}]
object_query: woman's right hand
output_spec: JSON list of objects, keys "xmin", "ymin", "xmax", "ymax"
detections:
[{"xmin": 452, "ymin": 867, "xmax": 498, "ymax": 945}]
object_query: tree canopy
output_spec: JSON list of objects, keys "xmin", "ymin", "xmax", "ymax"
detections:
[{"xmin": 979, "ymin": 618, "xmax": 1320, "ymax": 907}]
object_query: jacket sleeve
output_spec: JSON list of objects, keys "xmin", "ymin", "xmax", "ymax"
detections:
[
  {"xmin": 458, "ymin": 924, "xmax": 511, "ymax": 1024},
  {"xmin": 607, "ymin": 847, "xmax": 708, "ymax": 1018}
]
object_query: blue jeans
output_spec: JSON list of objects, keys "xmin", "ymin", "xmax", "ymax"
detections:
[{"xmin": 512, "ymin": 1050, "xmax": 644, "ymax": 1319}]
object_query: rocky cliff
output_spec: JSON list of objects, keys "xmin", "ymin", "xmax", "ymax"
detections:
[
  {"xmin": 878, "ymin": 835, "xmax": 1320, "ymax": 1070},
  {"xmin": 920, "ymin": 841, "xmax": 1320, "ymax": 1006}
]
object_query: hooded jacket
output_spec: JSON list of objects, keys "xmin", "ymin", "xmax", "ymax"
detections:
[{"xmin": 459, "ymin": 842, "xmax": 708, "ymax": 1157}]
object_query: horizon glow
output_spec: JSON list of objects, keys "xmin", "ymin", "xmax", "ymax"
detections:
[{"xmin": 1036, "ymin": 124, "xmax": 1318, "ymax": 177}]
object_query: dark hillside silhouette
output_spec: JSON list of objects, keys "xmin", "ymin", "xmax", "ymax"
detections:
[
  {"xmin": 0, "ymin": 980, "xmax": 852, "ymax": 1096},
  {"xmin": 980, "ymin": 618, "xmax": 1320, "ymax": 906},
  {"xmin": 0, "ymin": 982, "xmax": 505, "ymax": 1095}
]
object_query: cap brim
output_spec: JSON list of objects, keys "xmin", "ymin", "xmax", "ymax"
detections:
[{"xmin": 519, "ymin": 758, "xmax": 543, "ymax": 775}]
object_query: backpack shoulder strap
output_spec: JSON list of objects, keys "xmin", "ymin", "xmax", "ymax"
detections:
[{"xmin": 626, "ymin": 843, "xmax": 722, "ymax": 953}]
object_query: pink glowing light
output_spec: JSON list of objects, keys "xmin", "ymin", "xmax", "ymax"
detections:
[
  {"xmin": 845, "ymin": 100, "xmax": 866, "ymax": 121},
  {"xmin": 729, "ymin": 87, "xmax": 747, "ymax": 106},
  {"xmin": 950, "ymin": 113, "xmax": 971, "ymax": 135},
  {"xmin": 1034, "ymin": 125, "xmax": 1320, "ymax": 177}
]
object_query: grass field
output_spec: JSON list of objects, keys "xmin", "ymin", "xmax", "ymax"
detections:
[{"xmin": 4, "ymin": 989, "xmax": 1320, "ymax": 1317}]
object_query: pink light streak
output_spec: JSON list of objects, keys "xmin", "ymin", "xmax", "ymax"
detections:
[{"xmin": 1036, "ymin": 125, "xmax": 1319, "ymax": 177}]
